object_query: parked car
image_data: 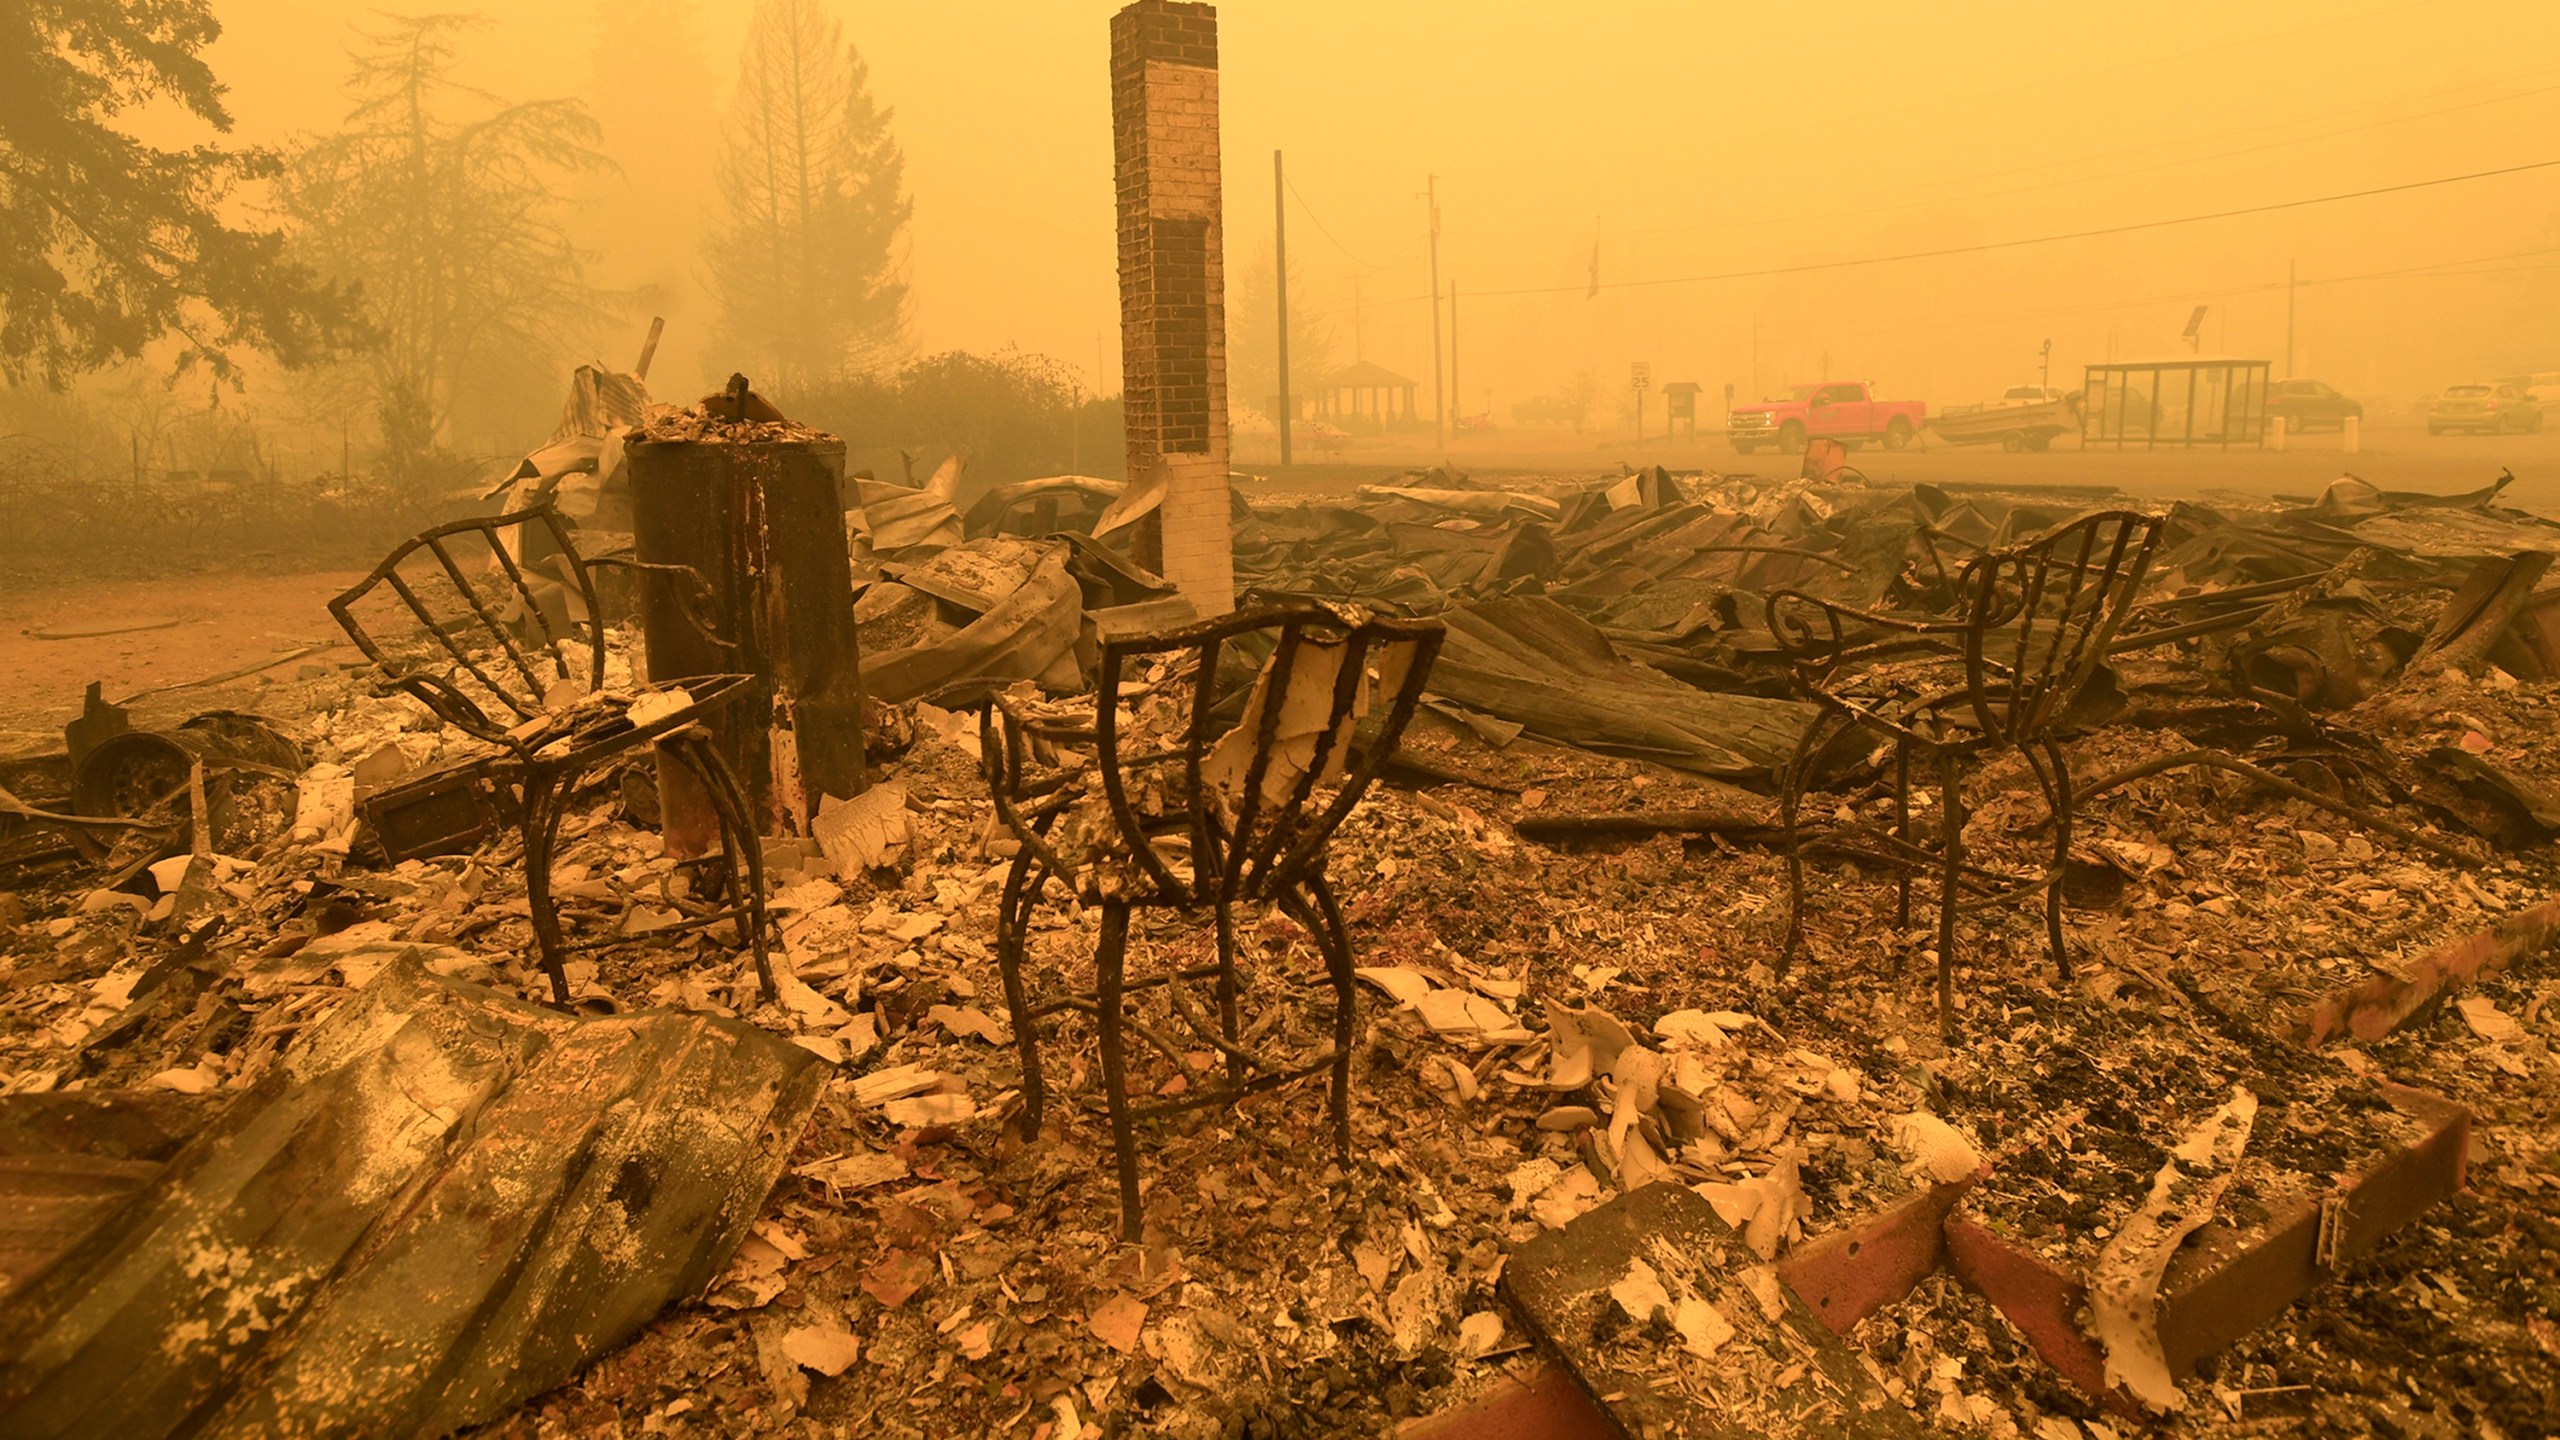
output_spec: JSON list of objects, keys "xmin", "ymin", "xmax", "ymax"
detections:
[
  {"xmin": 2265, "ymin": 379, "xmax": 2362, "ymax": 432},
  {"xmin": 2429, "ymin": 383, "xmax": 2544, "ymax": 436},
  {"xmin": 1727, "ymin": 381, "xmax": 1925, "ymax": 455},
  {"xmin": 2500, "ymin": 372, "xmax": 2560, "ymax": 415}
]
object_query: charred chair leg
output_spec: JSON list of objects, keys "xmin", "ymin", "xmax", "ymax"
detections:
[
  {"xmin": 1094, "ymin": 899, "xmax": 1144, "ymax": 1242},
  {"xmin": 521, "ymin": 767, "xmax": 576, "ymax": 1006},
  {"xmin": 672, "ymin": 732, "xmax": 777, "ymax": 1003},
  {"xmin": 1309, "ymin": 872, "xmax": 1359, "ymax": 1160},
  {"xmin": 1778, "ymin": 709, "xmax": 1848, "ymax": 980},
  {"xmin": 2029, "ymin": 737, "xmax": 2076, "ymax": 981},
  {"xmin": 1214, "ymin": 898, "xmax": 1245, "ymax": 1088},
  {"xmin": 1894, "ymin": 739, "xmax": 1914, "ymax": 931},
  {"xmin": 1935, "ymin": 746, "xmax": 1965, "ymax": 1039},
  {"xmin": 994, "ymin": 844, "xmax": 1050, "ymax": 1141}
]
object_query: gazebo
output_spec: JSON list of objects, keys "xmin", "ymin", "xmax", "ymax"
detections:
[
  {"xmin": 2082, "ymin": 358, "xmax": 2270, "ymax": 450},
  {"xmin": 1309, "ymin": 360, "xmax": 1420, "ymax": 426}
]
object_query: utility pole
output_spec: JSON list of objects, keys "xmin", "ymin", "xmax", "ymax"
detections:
[
  {"xmin": 2039, "ymin": 339, "xmax": 2052, "ymax": 392},
  {"xmin": 1448, "ymin": 282, "xmax": 1459, "ymax": 435},
  {"xmin": 1274, "ymin": 150, "xmax": 1292, "ymax": 467},
  {"xmin": 1351, "ymin": 275, "xmax": 1365, "ymax": 361},
  {"xmin": 1426, "ymin": 174, "xmax": 1445, "ymax": 448},
  {"xmin": 2284, "ymin": 259, "xmax": 2297, "ymax": 379}
]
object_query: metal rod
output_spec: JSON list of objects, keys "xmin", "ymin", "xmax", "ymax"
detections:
[
  {"xmin": 1130, "ymin": 1055, "xmax": 1338, "ymax": 1120},
  {"xmin": 2075, "ymin": 748, "xmax": 2477, "ymax": 864},
  {"xmin": 422, "ymin": 533, "xmax": 547, "ymax": 699}
]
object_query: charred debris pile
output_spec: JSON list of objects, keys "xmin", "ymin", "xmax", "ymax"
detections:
[{"xmin": 0, "ymin": 421, "xmax": 2555, "ymax": 1439}]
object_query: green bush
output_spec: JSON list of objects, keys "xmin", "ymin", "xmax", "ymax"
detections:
[{"xmin": 786, "ymin": 350, "xmax": 1122, "ymax": 493}]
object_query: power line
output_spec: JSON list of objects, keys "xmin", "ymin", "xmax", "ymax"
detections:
[
  {"xmin": 1470, "ymin": 59, "xmax": 2560, "ymax": 240},
  {"xmin": 1593, "ymin": 74, "xmax": 2560, "ymax": 241},
  {"xmin": 1709, "ymin": 0, "xmax": 2435, "ymax": 156},
  {"xmin": 1472, "ymin": 0, "xmax": 2436, "ymax": 198},
  {"xmin": 1315, "ymin": 185, "xmax": 2560, "ymax": 322},
  {"xmin": 2308, "ymin": 247, "xmax": 2560, "ymax": 286},
  {"xmin": 1307, "ymin": 290, "xmax": 1431, "ymax": 321},
  {"xmin": 1751, "ymin": 246, "xmax": 2560, "ymax": 347},
  {"xmin": 1281, "ymin": 175, "xmax": 1415, "ymax": 272},
  {"xmin": 1317, "ymin": 255, "xmax": 2552, "ymax": 328},
  {"xmin": 1465, "ymin": 158, "xmax": 2560, "ymax": 300}
]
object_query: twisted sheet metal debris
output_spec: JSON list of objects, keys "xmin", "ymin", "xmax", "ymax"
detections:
[{"xmin": 0, "ymin": 953, "xmax": 824, "ymax": 1439}]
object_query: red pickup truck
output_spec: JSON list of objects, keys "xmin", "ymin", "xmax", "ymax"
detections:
[{"xmin": 1727, "ymin": 381, "xmax": 1925, "ymax": 455}]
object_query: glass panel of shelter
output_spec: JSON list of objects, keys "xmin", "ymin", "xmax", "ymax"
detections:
[{"xmin": 2196, "ymin": 366, "xmax": 2229, "ymax": 445}]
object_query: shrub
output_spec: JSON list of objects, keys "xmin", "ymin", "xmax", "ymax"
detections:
[{"xmin": 787, "ymin": 350, "xmax": 1123, "ymax": 492}]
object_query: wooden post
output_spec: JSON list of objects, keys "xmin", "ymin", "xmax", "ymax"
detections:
[
  {"xmin": 1274, "ymin": 148, "xmax": 1292, "ymax": 468},
  {"xmin": 1427, "ymin": 174, "xmax": 1443, "ymax": 448}
]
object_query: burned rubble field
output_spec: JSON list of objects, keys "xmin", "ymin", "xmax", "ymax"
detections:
[{"xmin": 6, "ymin": 465, "xmax": 2560, "ymax": 1440}]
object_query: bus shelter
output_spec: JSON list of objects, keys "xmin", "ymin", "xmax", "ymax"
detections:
[{"xmin": 2082, "ymin": 358, "xmax": 2269, "ymax": 449}]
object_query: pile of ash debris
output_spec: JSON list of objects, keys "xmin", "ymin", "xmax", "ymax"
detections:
[{"xmin": 0, "ymin": 440, "xmax": 2554, "ymax": 1439}]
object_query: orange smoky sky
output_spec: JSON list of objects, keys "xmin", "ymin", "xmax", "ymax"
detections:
[{"xmin": 198, "ymin": 0, "xmax": 2560, "ymax": 410}]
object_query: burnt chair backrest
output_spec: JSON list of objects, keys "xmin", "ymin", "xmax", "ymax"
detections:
[
  {"xmin": 1955, "ymin": 509, "xmax": 2163, "ymax": 743},
  {"xmin": 1096, "ymin": 605, "xmax": 1444, "ymax": 907},
  {"xmin": 329, "ymin": 505, "xmax": 606, "ymax": 745}
]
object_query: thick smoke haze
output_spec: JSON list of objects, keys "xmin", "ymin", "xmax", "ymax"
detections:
[{"xmin": 168, "ymin": 0, "xmax": 2560, "ymax": 413}]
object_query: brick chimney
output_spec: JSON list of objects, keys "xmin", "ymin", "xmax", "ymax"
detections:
[{"xmin": 1110, "ymin": 0, "xmax": 1233, "ymax": 615}]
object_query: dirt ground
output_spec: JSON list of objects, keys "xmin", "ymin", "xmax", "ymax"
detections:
[{"xmin": 0, "ymin": 569, "xmax": 364, "ymax": 736}]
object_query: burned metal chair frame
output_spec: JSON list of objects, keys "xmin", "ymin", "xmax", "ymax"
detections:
[
  {"xmin": 328, "ymin": 504, "xmax": 776, "ymax": 1006},
  {"xmin": 1766, "ymin": 510, "xmax": 2164, "ymax": 1032},
  {"xmin": 980, "ymin": 605, "xmax": 1443, "ymax": 1239}
]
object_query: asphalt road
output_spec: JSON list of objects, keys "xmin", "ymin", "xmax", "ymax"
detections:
[{"xmin": 1241, "ymin": 419, "xmax": 2558, "ymax": 511}]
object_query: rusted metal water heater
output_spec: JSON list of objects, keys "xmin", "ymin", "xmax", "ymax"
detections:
[{"xmin": 626, "ymin": 401, "xmax": 867, "ymax": 850}]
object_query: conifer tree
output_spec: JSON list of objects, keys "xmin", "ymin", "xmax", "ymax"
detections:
[
  {"xmin": 279, "ymin": 13, "xmax": 609, "ymax": 459},
  {"xmin": 706, "ymin": 0, "xmax": 911, "ymax": 392},
  {"xmin": 0, "ymin": 0, "xmax": 354, "ymax": 388}
]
